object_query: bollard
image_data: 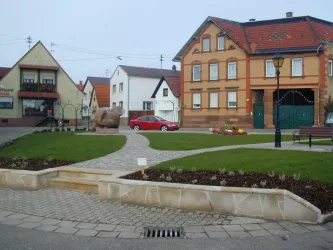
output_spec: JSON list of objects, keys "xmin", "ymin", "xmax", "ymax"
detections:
[{"xmin": 309, "ymin": 133, "xmax": 312, "ymax": 148}]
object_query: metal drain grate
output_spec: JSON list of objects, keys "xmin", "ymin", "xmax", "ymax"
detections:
[{"xmin": 144, "ymin": 227, "xmax": 184, "ymax": 238}]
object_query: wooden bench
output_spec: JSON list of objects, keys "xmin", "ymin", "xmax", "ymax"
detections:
[{"xmin": 293, "ymin": 126, "xmax": 333, "ymax": 147}]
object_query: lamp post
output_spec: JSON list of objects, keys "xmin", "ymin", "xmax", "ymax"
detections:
[{"xmin": 272, "ymin": 53, "xmax": 285, "ymax": 148}]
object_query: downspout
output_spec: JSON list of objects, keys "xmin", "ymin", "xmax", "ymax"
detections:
[
  {"xmin": 316, "ymin": 42, "xmax": 323, "ymax": 126},
  {"xmin": 127, "ymin": 76, "xmax": 130, "ymax": 126}
]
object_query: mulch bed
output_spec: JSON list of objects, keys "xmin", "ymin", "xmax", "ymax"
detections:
[
  {"xmin": 122, "ymin": 169, "xmax": 333, "ymax": 213},
  {"xmin": 0, "ymin": 157, "xmax": 73, "ymax": 171}
]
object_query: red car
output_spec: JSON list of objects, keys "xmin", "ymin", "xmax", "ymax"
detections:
[{"xmin": 129, "ymin": 115, "xmax": 179, "ymax": 131}]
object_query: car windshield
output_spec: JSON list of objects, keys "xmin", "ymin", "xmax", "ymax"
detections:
[{"xmin": 155, "ymin": 116, "xmax": 166, "ymax": 121}]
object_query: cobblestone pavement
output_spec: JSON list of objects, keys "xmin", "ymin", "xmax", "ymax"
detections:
[
  {"xmin": 72, "ymin": 132, "xmax": 332, "ymax": 170},
  {"xmin": 0, "ymin": 187, "xmax": 332, "ymax": 239},
  {"xmin": 0, "ymin": 127, "xmax": 39, "ymax": 144}
]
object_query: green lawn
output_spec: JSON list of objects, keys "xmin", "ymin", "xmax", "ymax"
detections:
[
  {"xmin": 152, "ymin": 148, "xmax": 333, "ymax": 183},
  {"xmin": 0, "ymin": 132, "xmax": 126, "ymax": 162},
  {"xmin": 140, "ymin": 133, "xmax": 292, "ymax": 150},
  {"xmin": 300, "ymin": 139, "xmax": 332, "ymax": 146}
]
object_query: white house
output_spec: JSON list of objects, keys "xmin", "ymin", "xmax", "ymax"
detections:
[
  {"xmin": 151, "ymin": 74, "xmax": 180, "ymax": 122},
  {"xmin": 82, "ymin": 76, "xmax": 110, "ymax": 119},
  {"xmin": 109, "ymin": 65, "xmax": 179, "ymax": 125}
]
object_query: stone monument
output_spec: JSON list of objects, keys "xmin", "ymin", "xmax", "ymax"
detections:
[{"xmin": 94, "ymin": 107, "xmax": 124, "ymax": 134}]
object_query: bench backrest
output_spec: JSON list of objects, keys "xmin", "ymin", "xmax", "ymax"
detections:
[{"xmin": 299, "ymin": 126, "xmax": 333, "ymax": 136}]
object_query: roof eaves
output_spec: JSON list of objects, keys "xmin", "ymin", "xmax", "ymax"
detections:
[
  {"xmin": 151, "ymin": 76, "xmax": 164, "ymax": 98},
  {"xmin": 251, "ymin": 46, "xmax": 321, "ymax": 54}
]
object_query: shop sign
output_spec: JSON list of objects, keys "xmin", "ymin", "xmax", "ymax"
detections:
[{"xmin": 0, "ymin": 84, "xmax": 14, "ymax": 96}]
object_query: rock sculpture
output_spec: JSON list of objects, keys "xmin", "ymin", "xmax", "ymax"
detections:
[{"xmin": 94, "ymin": 107, "xmax": 124, "ymax": 129}]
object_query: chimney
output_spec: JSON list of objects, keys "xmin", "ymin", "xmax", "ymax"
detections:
[
  {"xmin": 249, "ymin": 18, "xmax": 256, "ymax": 22},
  {"xmin": 172, "ymin": 65, "xmax": 176, "ymax": 71},
  {"xmin": 78, "ymin": 80, "xmax": 83, "ymax": 90},
  {"xmin": 286, "ymin": 12, "xmax": 293, "ymax": 18}
]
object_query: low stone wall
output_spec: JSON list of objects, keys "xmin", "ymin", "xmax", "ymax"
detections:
[{"xmin": 98, "ymin": 177, "xmax": 329, "ymax": 224}]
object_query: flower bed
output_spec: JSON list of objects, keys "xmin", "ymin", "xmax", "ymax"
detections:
[{"xmin": 212, "ymin": 125, "xmax": 248, "ymax": 135}]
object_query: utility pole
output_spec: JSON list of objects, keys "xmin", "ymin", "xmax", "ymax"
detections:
[
  {"xmin": 50, "ymin": 42, "xmax": 56, "ymax": 54},
  {"xmin": 27, "ymin": 36, "xmax": 32, "ymax": 50},
  {"xmin": 160, "ymin": 54, "xmax": 164, "ymax": 69}
]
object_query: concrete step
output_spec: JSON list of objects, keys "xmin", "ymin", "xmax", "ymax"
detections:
[
  {"xmin": 57, "ymin": 167, "xmax": 114, "ymax": 180},
  {"xmin": 48, "ymin": 177, "xmax": 99, "ymax": 193}
]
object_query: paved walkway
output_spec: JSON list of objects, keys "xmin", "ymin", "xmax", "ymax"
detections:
[{"xmin": 0, "ymin": 187, "xmax": 332, "ymax": 239}]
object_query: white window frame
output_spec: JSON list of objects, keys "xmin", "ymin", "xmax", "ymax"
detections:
[
  {"xmin": 119, "ymin": 82, "xmax": 123, "ymax": 92},
  {"xmin": 119, "ymin": 101, "xmax": 123, "ymax": 108},
  {"xmin": 202, "ymin": 38, "xmax": 210, "ymax": 52},
  {"xmin": 23, "ymin": 74, "xmax": 34, "ymax": 83},
  {"xmin": 192, "ymin": 65, "xmax": 201, "ymax": 82},
  {"xmin": 328, "ymin": 59, "xmax": 333, "ymax": 77},
  {"xmin": 143, "ymin": 101, "xmax": 153, "ymax": 110},
  {"xmin": 0, "ymin": 96, "xmax": 13, "ymax": 109},
  {"xmin": 42, "ymin": 75, "xmax": 54, "ymax": 84},
  {"xmin": 217, "ymin": 36, "xmax": 225, "ymax": 50},
  {"xmin": 227, "ymin": 91, "xmax": 237, "ymax": 108},
  {"xmin": 265, "ymin": 60, "xmax": 275, "ymax": 78},
  {"xmin": 227, "ymin": 62, "xmax": 237, "ymax": 79},
  {"xmin": 112, "ymin": 84, "xmax": 116, "ymax": 95},
  {"xmin": 209, "ymin": 92, "xmax": 218, "ymax": 108},
  {"xmin": 163, "ymin": 88, "xmax": 168, "ymax": 96},
  {"xmin": 209, "ymin": 63, "xmax": 218, "ymax": 80},
  {"xmin": 192, "ymin": 93, "xmax": 201, "ymax": 109},
  {"xmin": 292, "ymin": 58, "xmax": 303, "ymax": 77}
]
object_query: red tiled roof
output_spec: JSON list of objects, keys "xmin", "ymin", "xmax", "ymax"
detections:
[
  {"xmin": 0, "ymin": 67, "xmax": 11, "ymax": 80},
  {"xmin": 94, "ymin": 84, "xmax": 110, "ymax": 107},
  {"xmin": 151, "ymin": 73, "xmax": 181, "ymax": 98},
  {"xmin": 174, "ymin": 16, "xmax": 333, "ymax": 60},
  {"xmin": 18, "ymin": 91, "xmax": 60, "ymax": 99}
]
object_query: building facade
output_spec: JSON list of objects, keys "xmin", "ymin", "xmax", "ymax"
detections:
[
  {"xmin": 0, "ymin": 41, "xmax": 84, "ymax": 127},
  {"xmin": 173, "ymin": 14, "xmax": 333, "ymax": 129}
]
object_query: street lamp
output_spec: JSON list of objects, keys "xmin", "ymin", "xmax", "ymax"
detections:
[{"xmin": 272, "ymin": 53, "xmax": 284, "ymax": 148}]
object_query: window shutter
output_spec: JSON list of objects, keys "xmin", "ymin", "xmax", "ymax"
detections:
[
  {"xmin": 0, "ymin": 96, "xmax": 13, "ymax": 103},
  {"xmin": 193, "ymin": 93, "xmax": 201, "ymax": 108},
  {"xmin": 209, "ymin": 92, "xmax": 218, "ymax": 108},
  {"xmin": 210, "ymin": 64, "xmax": 218, "ymax": 80},
  {"xmin": 228, "ymin": 92, "xmax": 237, "ymax": 107}
]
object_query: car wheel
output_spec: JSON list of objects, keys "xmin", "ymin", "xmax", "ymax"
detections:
[
  {"xmin": 161, "ymin": 125, "xmax": 168, "ymax": 132},
  {"xmin": 133, "ymin": 125, "xmax": 140, "ymax": 131}
]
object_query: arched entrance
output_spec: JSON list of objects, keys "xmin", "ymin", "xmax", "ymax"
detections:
[{"xmin": 273, "ymin": 89, "xmax": 314, "ymax": 129}]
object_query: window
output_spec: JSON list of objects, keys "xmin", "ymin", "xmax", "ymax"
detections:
[
  {"xmin": 23, "ymin": 74, "xmax": 34, "ymax": 83},
  {"xmin": 227, "ymin": 62, "xmax": 237, "ymax": 79},
  {"xmin": 209, "ymin": 92, "xmax": 218, "ymax": 108},
  {"xmin": 119, "ymin": 82, "xmax": 123, "ymax": 92},
  {"xmin": 143, "ymin": 101, "xmax": 153, "ymax": 110},
  {"xmin": 192, "ymin": 93, "xmax": 201, "ymax": 109},
  {"xmin": 227, "ymin": 91, "xmax": 237, "ymax": 108},
  {"xmin": 163, "ymin": 88, "xmax": 168, "ymax": 96},
  {"xmin": 112, "ymin": 102, "xmax": 116, "ymax": 108},
  {"xmin": 217, "ymin": 36, "xmax": 225, "ymax": 50},
  {"xmin": 292, "ymin": 58, "xmax": 302, "ymax": 76},
  {"xmin": 42, "ymin": 75, "xmax": 54, "ymax": 84},
  {"xmin": 266, "ymin": 60, "xmax": 275, "ymax": 78},
  {"xmin": 0, "ymin": 96, "xmax": 13, "ymax": 109},
  {"xmin": 22, "ymin": 99, "xmax": 51, "ymax": 116},
  {"xmin": 329, "ymin": 60, "xmax": 333, "ymax": 77},
  {"xmin": 112, "ymin": 84, "xmax": 116, "ymax": 94},
  {"xmin": 209, "ymin": 63, "xmax": 218, "ymax": 80},
  {"xmin": 202, "ymin": 38, "xmax": 210, "ymax": 52},
  {"xmin": 119, "ymin": 101, "xmax": 123, "ymax": 108},
  {"xmin": 139, "ymin": 116, "xmax": 149, "ymax": 121},
  {"xmin": 193, "ymin": 65, "xmax": 201, "ymax": 81}
]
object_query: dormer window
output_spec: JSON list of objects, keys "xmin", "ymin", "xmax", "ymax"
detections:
[{"xmin": 202, "ymin": 38, "xmax": 210, "ymax": 52}]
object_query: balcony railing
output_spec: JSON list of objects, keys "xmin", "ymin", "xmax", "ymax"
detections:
[{"xmin": 20, "ymin": 83, "xmax": 56, "ymax": 92}]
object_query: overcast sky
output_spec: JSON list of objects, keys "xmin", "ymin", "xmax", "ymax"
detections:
[{"xmin": 1, "ymin": 0, "xmax": 332, "ymax": 83}]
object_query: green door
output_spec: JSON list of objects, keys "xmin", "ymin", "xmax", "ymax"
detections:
[
  {"xmin": 253, "ymin": 105, "xmax": 264, "ymax": 129},
  {"xmin": 274, "ymin": 105, "xmax": 314, "ymax": 129}
]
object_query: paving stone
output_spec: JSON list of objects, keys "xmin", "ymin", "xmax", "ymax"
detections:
[
  {"xmin": 35, "ymin": 225, "xmax": 59, "ymax": 232},
  {"xmin": 222, "ymin": 225, "xmax": 244, "ymax": 232},
  {"xmin": 260, "ymin": 222, "xmax": 283, "ymax": 230},
  {"xmin": 96, "ymin": 232, "xmax": 120, "ymax": 238},
  {"xmin": 303, "ymin": 225, "xmax": 327, "ymax": 232},
  {"xmin": 23, "ymin": 216, "xmax": 44, "ymax": 223},
  {"xmin": 203, "ymin": 225, "xmax": 224, "ymax": 232},
  {"xmin": 323, "ymin": 222, "xmax": 333, "ymax": 230},
  {"xmin": 248, "ymin": 230, "xmax": 272, "ymax": 237},
  {"xmin": 57, "ymin": 221, "xmax": 79, "ymax": 228},
  {"xmin": 0, "ymin": 211, "xmax": 15, "ymax": 217},
  {"xmin": 134, "ymin": 227, "xmax": 144, "ymax": 233},
  {"xmin": 55, "ymin": 227, "xmax": 79, "ymax": 234},
  {"xmin": 0, "ymin": 217, "xmax": 8, "ymax": 222},
  {"xmin": 287, "ymin": 227, "xmax": 311, "ymax": 234},
  {"xmin": 183, "ymin": 226, "xmax": 204, "ymax": 233},
  {"xmin": 7, "ymin": 213, "xmax": 29, "ymax": 220},
  {"xmin": 114, "ymin": 225, "xmax": 136, "ymax": 232},
  {"xmin": 117, "ymin": 232, "xmax": 141, "ymax": 239},
  {"xmin": 230, "ymin": 217, "xmax": 266, "ymax": 224},
  {"xmin": 75, "ymin": 229, "xmax": 98, "ymax": 237},
  {"xmin": 206, "ymin": 231, "xmax": 230, "ymax": 238},
  {"xmin": 278, "ymin": 222, "xmax": 301, "ymax": 228},
  {"xmin": 39, "ymin": 218, "xmax": 61, "ymax": 225},
  {"xmin": 1, "ymin": 219, "xmax": 23, "ymax": 226},
  {"xmin": 76, "ymin": 223, "xmax": 97, "ymax": 229},
  {"xmin": 228, "ymin": 231, "xmax": 251, "ymax": 238},
  {"xmin": 186, "ymin": 233, "xmax": 209, "ymax": 239},
  {"xmin": 17, "ymin": 222, "xmax": 40, "ymax": 229},
  {"xmin": 267, "ymin": 229, "xmax": 291, "ymax": 235},
  {"xmin": 241, "ymin": 224, "xmax": 263, "ymax": 231}
]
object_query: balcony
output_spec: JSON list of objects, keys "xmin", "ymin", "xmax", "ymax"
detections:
[{"xmin": 20, "ymin": 82, "xmax": 56, "ymax": 92}]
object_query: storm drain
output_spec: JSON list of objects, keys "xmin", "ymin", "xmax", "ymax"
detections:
[{"xmin": 143, "ymin": 227, "xmax": 184, "ymax": 239}]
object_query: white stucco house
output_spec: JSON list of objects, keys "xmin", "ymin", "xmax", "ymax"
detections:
[
  {"xmin": 109, "ymin": 65, "xmax": 179, "ymax": 125},
  {"xmin": 151, "ymin": 74, "xmax": 180, "ymax": 122},
  {"xmin": 82, "ymin": 76, "xmax": 110, "ymax": 119}
]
